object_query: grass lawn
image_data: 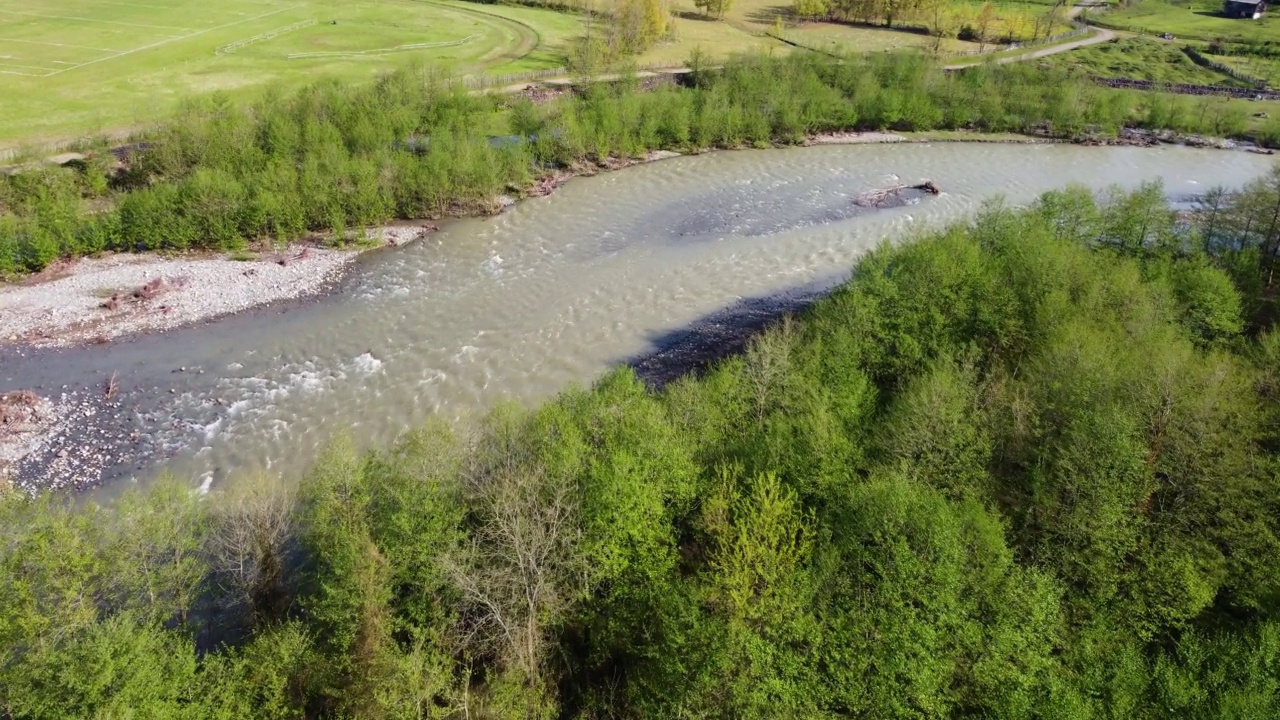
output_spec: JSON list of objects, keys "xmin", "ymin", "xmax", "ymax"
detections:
[
  {"xmin": 782, "ymin": 23, "xmax": 981, "ymax": 55},
  {"xmin": 1233, "ymin": 96, "xmax": 1280, "ymax": 130},
  {"xmin": 1035, "ymin": 36, "xmax": 1251, "ymax": 84},
  {"xmin": 1103, "ymin": 0, "xmax": 1280, "ymax": 42},
  {"xmin": 637, "ymin": 13, "xmax": 786, "ymax": 66},
  {"xmin": 0, "ymin": 0, "xmax": 582, "ymax": 149},
  {"xmin": 1210, "ymin": 52, "xmax": 1280, "ymax": 85}
]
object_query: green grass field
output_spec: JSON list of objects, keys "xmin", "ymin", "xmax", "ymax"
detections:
[
  {"xmin": 635, "ymin": 17, "xmax": 979, "ymax": 68},
  {"xmin": 783, "ymin": 22, "xmax": 981, "ymax": 55},
  {"xmin": 1103, "ymin": 0, "xmax": 1280, "ymax": 42},
  {"xmin": 1213, "ymin": 52, "xmax": 1280, "ymax": 84},
  {"xmin": 1035, "ymin": 36, "xmax": 1251, "ymax": 85},
  {"xmin": 0, "ymin": 0, "xmax": 582, "ymax": 148},
  {"xmin": 636, "ymin": 13, "xmax": 785, "ymax": 66}
]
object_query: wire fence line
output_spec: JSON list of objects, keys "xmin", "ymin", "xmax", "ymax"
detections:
[
  {"xmin": 1093, "ymin": 75, "xmax": 1280, "ymax": 99},
  {"xmin": 216, "ymin": 20, "xmax": 318, "ymax": 56},
  {"xmin": 287, "ymin": 34, "xmax": 481, "ymax": 60}
]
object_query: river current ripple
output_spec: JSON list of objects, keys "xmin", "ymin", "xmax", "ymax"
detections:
[{"xmin": 1, "ymin": 143, "xmax": 1270, "ymax": 494}]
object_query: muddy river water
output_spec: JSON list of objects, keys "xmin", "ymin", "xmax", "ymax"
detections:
[{"xmin": 1, "ymin": 143, "xmax": 1273, "ymax": 492}]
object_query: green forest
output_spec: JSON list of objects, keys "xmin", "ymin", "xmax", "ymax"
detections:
[
  {"xmin": 3, "ymin": 178, "xmax": 1279, "ymax": 718},
  {"xmin": 1, "ymin": 52, "xmax": 1272, "ymax": 276}
]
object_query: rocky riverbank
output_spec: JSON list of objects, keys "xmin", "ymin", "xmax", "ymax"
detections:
[
  {"xmin": 0, "ymin": 225, "xmax": 437, "ymax": 350},
  {"xmin": 0, "ymin": 225, "xmax": 441, "ymax": 489},
  {"xmin": 0, "ymin": 385, "xmax": 136, "ymax": 493},
  {"xmin": 1, "ymin": 390, "xmax": 57, "ymax": 486}
]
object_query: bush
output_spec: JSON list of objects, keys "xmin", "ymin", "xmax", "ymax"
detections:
[{"xmin": 4, "ymin": 187, "xmax": 1280, "ymax": 717}]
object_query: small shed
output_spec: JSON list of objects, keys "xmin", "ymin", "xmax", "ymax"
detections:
[{"xmin": 1224, "ymin": 0, "xmax": 1266, "ymax": 19}]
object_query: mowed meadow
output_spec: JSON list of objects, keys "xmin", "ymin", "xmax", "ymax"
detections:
[
  {"xmin": 1102, "ymin": 0, "xmax": 1280, "ymax": 42},
  {"xmin": 0, "ymin": 0, "xmax": 582, "ymax": 147},
  {"xmin": 0, "ymin": 0, "xmax": 1095, "ymax": 149}
]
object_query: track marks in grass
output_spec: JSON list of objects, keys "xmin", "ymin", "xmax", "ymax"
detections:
[
  {"xmin": 5, "ymin": 4, "xmax": 300, "ymax": 77},
  {"xmin": 0, "ymin": 38, "xmax": 119, "ymax": 53},
  {"xmin": 0, "ymin": 0, "xmax": 581, "ymax": 144},
  {"xmin": 69, "ymin": 0, "xmax": 212, "ymax": 10},
  {"xmin": 0, "ymin": 62, "xmax": 61, "ymax": 71},
  {"xmin": 285, "ymin": 33, "xmax": 481, "ymax": 60},
  {"xmin": 0, "ymin": 68, "xmax": 52, "ymax": 77},
  {"xmin": 0, "ymin": 8, "xmax": 195, "ymax": 33},
  {"xmin": 425, "ymin": 0, "xmax": 540, "ymax": 73}
]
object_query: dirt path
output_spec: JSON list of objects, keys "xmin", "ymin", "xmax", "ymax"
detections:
[
  {"xmin": 494, "ymin": 22, "xmax": 1117, "ymax": 91},
  {"xmin": 499, "ymin": 13, "xmax": 1121, "ymax": 89},
  {"xmin": 943, "ymin": 26, "xmax": 1117, "ymax": 70},
  {"xmin": 938, "ymin": 2, "xmax": 1119, "ymax": 70},
  {"xmin": 997, "ymin": 27, "xmax": 1116, "ymax": 63}
]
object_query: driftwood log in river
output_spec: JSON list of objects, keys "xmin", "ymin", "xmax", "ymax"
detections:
[
  {"xmin": 1, "ymin": 390, "xmax": 56, "ymax": 484},
  {"xmin": 853, "ymin": 180, "xmax": 942, "ymax": 207},
  {"xmin": 0, "ymin": 390, "xmax": 41, "ymax": 430}
]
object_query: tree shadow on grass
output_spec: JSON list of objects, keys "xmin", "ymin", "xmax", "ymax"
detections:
[
  {"xmin": 673, "ymin": 9, "xmax": 721, "ymax": 21},
  {"xmin": 744, "ymin": 5, "xmax": 794, "ymax": 24}
]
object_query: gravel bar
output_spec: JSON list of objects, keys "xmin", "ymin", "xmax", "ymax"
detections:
[{"xmin": 0, "ymin": 245, "xmax": 360, "ymax": 349}]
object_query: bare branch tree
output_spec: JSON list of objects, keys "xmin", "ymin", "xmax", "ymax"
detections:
[
  {"xmin": 444, "ymin": 420, "xmax": 588, "ymax": 683},
  {"xmin": 207, "ymin": 472, "xmax": 298, "ymax": 627}
]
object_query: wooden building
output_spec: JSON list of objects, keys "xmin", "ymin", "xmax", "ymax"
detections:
[{"xmin": 1224, "ymin": 0, "xmax": 1266, "ymax": 19}]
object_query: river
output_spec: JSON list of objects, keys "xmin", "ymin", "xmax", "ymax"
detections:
[{"xmin": 1, "ymin": 142, "xmax": 1272, "ymax": 493}]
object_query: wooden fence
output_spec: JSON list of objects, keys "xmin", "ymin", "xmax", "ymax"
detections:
[{"xmin": 1182, "ymin": 45, "xmax": 1269, "ymax": 89}]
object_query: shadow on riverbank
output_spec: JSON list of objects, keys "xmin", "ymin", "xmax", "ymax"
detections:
[{"xmin": 628, "ymin": 280, "xmax": 836, "ymax": 389}]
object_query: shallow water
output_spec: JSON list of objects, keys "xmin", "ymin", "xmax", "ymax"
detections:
[{"xmin": 1, "ymin": 142, "xmax": 1272, "ymax": 492}]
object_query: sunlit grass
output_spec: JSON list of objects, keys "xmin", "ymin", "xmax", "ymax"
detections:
[
  {"xmin": 1103, "ymin": 0, "xmax": 1280, "ymax": 42},
  {"xmin": 0, "ymin": 0, "xmax": 581, "ymax": 148},
  {"xmin": 1035, "ymin": 37, "xmax": 1252, "ymax": 86}
]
